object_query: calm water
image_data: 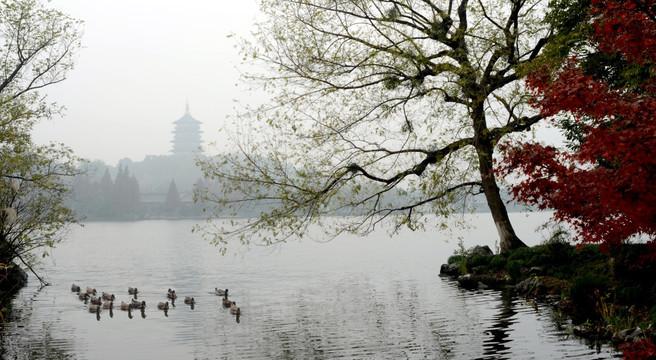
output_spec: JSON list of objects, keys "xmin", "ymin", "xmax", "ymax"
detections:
[{"xmin": 0, "ymin": 213, "xmax": 620, "ymax": 359}]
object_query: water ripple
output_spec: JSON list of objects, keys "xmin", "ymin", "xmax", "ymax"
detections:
[{"xmin": 1, "ymin": 218, "xmax": 622, "ymax": 359}]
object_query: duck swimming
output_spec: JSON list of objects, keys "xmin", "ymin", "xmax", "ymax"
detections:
[
  {"xmin": 222, "ymin": 297, "xmax": 231, "ymax": 308},
  {"xmin": 131, "ymin": 299, "xmax": 146, "ymax": 309},
  {"xmin": 184, "ymin": 297, "xmax": 195, "ymax": 305},
  {"xmin": 229, "ymin": 301, "xmax": 241, "ymax": 315},
  {"xmin": 89, "ymin": 296, "xmax": 102, "ymax": 305}
]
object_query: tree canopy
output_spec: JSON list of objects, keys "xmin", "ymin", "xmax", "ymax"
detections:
[
  {"xmin": 499, "ymin": 0, "xmax": 656, "ymax": 257},
  {"xmin": 197, "ymin": 0, "xmax": 552, "ymax": 253},
  {"xmin": 0, "ymin": 0, "xmax": 83, "ymax": 282}
]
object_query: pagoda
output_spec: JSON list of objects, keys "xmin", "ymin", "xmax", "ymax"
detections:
[{"xmin": 170, "ymin": 102, "xmax": 203, "ymax": 157}]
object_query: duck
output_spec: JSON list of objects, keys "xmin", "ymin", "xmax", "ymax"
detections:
[
  {"xmin": 120, "ymin": 301, "xmax": 131, "ymax": 311},
  {"xmin": 71, "ymin": 283, "xmax": 81, "ymax": 292},
  {"xmin": 78, "ymin": 292, "xmax": 90, "ymax": 301},
  {"xmin": 157, "ymin": 301, "xmax": 169, "ymax": 310},
  {"xmin": 131, "ymin": 299, "xmax": 146, "ymax": 309},
  {"xmin": 89, "ymin": 296, "xmax": 102, "ymax": 305},
  {"xmin": 128, "ymin": 287, "xmax": 138, "ymax": 295},
  {"xmin": 184, "ymin": 297, "xmax": 195, "ymax": 305},
  {"xmin": 86, "ymin": 287, "xmax": 97, "ymax": 295},
  {"xmin": 88, "ymin": 304, "xmax": 101, "ymax": 313},
  {"xmin": 101, "ymin": 292, "xmax": 115, "ymax": 301},
  {"xmin": 102, "ymin": 300, "xmax": 113, "ymax": 309},
  {"xmin": 222, "ymin": 297, "xmax": 232, "ymax": 308},
  {"xmin": 167, "ymin": 290, "xmax": 177, "ymax": 299},
  {"xmin": 229, "ymin": 301, "xmax": 241, "ymax": 315},
  {"xmin": 215, "ymin": 288, "xmax": 228, "ymax": 297}
]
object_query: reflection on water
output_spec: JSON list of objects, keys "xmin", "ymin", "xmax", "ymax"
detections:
[
  {"xmin": 0, "ymin": 215, "xmax": 621, "ymax": 359},
  {"xmin": 481, "ymin": 289, "xmax": 517, "ymax": 358}
]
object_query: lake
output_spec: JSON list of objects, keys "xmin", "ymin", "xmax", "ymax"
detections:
[{"xmin": 0, "ymin": 212, "xmax": 620, "ymax": 359}]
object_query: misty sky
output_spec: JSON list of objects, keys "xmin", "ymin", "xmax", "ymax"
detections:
[{"xmin": 33, "ymin": 1, "xmax": 259, "ymax": 165}]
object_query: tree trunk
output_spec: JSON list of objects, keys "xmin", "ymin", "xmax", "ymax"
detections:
[
  {"xmin": 473, "ymin": 111, "xmax": 527, "ymax": 253},
  {"xmin": 480, "ymin": 164, "xmax": 527, "ymax": 253}
]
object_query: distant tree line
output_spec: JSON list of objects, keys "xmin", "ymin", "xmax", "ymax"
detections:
[
  {"xmin": 67, "ymin": 164, "xmax": 204, "ymax": 220},
  {"xmin": 66, "ymin": 154, "xmax": 527, "ymax": 222}
]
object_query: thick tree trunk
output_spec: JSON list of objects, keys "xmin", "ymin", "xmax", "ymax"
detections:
[
  {"xmin": 473, "ymin": 109, "xmax": 527, "ymax": 253},
  {"xmin": 480, "ymin": 165, "xmax": 527, "ymax": 253}
]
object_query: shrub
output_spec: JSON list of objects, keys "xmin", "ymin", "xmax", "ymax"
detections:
[
  {"xmin": 569, "ymin": 275, "xmax": 610, "ymax": 318},
  {"xmin": 545, "ymin": 240, "xmax": 574, "ymax": 265},
  {"xmin": 505, "ymin": 260, "xmax": 523, "ymax": 283},
  {"xmin": 507, "ymin": 246, "xmax": 536, "ymax": 263},
  {"xmin": 467, "ymin": 254, "xmax": 492, "ymax": 270},
  {"xmin": 488, "ymin": 255, "xmax": 507, "ymax": 271},
  {"xmin": 448, "ymin": 255, "xmax": 463, "ymax": 265}
]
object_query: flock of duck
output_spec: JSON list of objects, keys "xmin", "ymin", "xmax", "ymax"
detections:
[{"xmin": 70, "ymin": 283, "xmax": 241, "ymax": 321}]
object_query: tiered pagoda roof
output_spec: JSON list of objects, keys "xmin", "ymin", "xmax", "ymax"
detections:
[{"xmin": 170, "ymin": 102, "xmax": 203, "ymax": 156}]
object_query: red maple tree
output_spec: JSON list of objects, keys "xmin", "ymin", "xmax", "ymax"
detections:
[{"xmin": 499, "ymin": 0, "xmax": 656, "ymax": 258}]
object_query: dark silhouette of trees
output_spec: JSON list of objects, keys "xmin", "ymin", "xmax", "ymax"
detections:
[
  {"xmin": 112, "ymin": 165, "xmax": 141, "ymax": 218},
  {"xmin": 69, "ymin": 166, "xmax": 142, "ymax": 220},
  {"xmin": 164, "ymin": 179, "xmax": 182, "ymax": 215}
]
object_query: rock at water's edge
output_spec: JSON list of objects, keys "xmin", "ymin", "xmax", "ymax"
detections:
[
  {"xmin": 0, "ymin": 262, "xmax": 28, "ymax": 293},
  {"xmin": 440, "ymin": 262, "xmax": 461, "ymax": 277},
  {"xmin": 466, "ymin": 245, "xmax": 494, "ymax": 259}
]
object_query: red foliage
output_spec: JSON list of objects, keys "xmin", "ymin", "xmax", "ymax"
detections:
[
  {"xmin": 591, "ymin": 0, "xmax": 656, "ymax": 65},
  {"xmin": 621, "ymin": 339, "xmax": 656, "ymax": 360},
  {"xmin": 498, "ymin": 0, "xmax": 656, "ymax": 256}
]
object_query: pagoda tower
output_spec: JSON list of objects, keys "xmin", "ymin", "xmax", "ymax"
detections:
[{"xmin": 170, "ymin": 102, "xmax": 203, "ymax": 157}]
